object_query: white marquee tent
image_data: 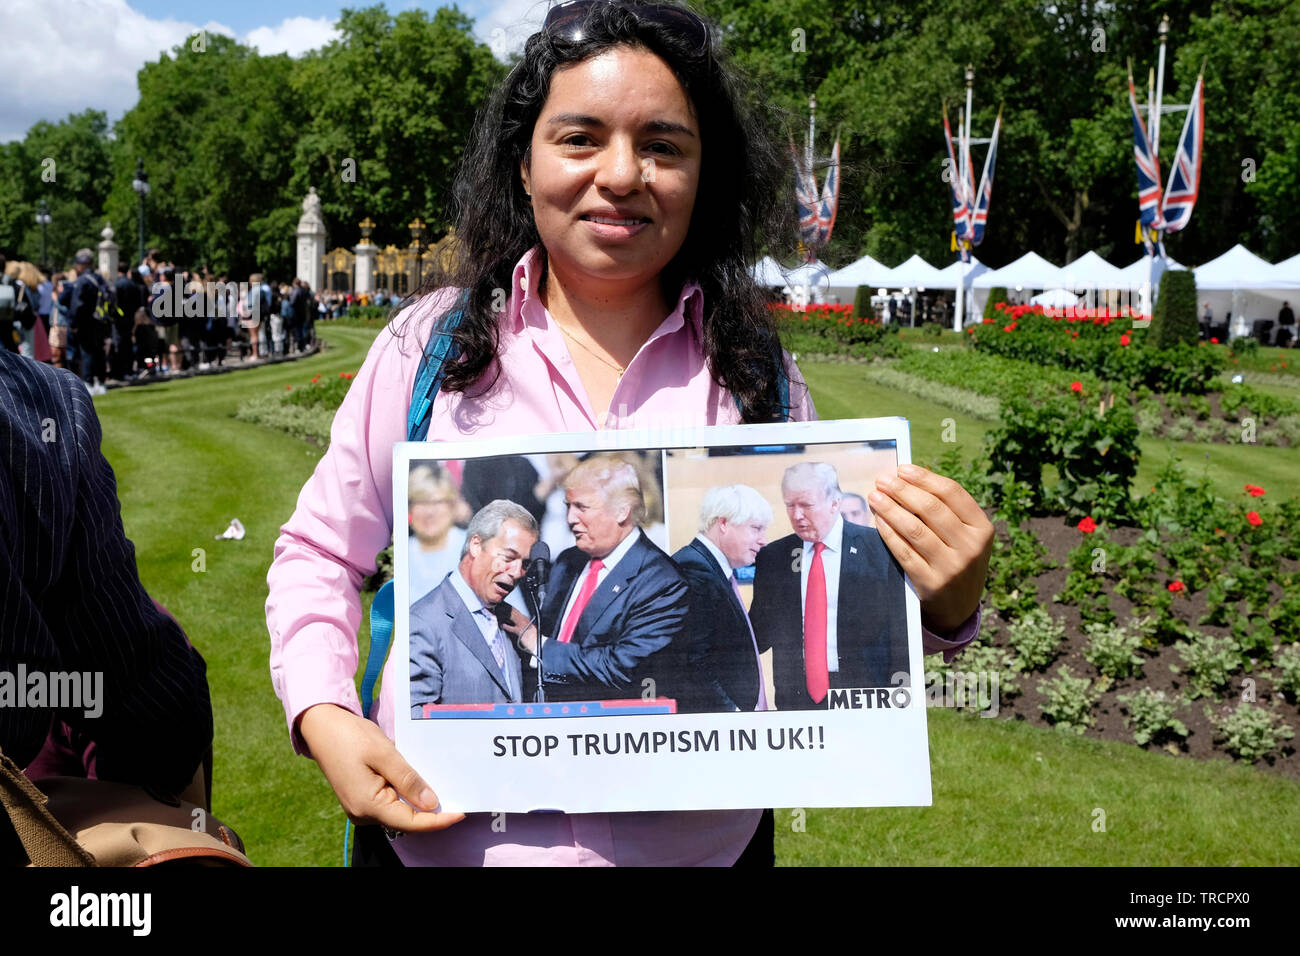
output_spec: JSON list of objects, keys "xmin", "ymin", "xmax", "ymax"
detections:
[
  {"xmin": 1192, "ymin": 244, "xmax": 1300, "ymax": 338},
  {"xmin": 1059, "ymin": 251, "xmax": 1129, "ymax": 290},
  {"xmin": 878, "ymin": 254, "xmax": 947, "ymax": 290},
  {"xmin": 973, "ymin": 251, "xmax": 1067, "ymax": 291}
]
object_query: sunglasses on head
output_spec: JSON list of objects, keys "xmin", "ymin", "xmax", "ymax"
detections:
[{"xmin": 542, "ymin": 0, "xmax": 711, "ymax": 55}]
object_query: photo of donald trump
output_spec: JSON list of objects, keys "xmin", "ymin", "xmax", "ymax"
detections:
[
  {"xmin": 749, "ymin": 462, "xmax": 908, "ymax": 711},
  {"xmin": 515, "ymin": 454, "xmax": 688, "ymax": 704},
  {"xmin": 409, "ymin": 500, "xmax": 538, "ymax": 715}
]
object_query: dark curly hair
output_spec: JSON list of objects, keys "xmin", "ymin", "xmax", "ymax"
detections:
[{"xmin": 408, "ymin": 0, "xmax": 800, "ymax": 422}]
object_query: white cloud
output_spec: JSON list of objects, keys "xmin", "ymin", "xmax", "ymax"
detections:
[
  {"xmin": 475, "ymin": 0, "xmax": 548, "ymax": 60},
  {"xmin": 245, "ymin": 16, "xmax": 339, "ymax": 58},
  {"xmin": 0, "ymin": 0, "xmax": 338, "ymax": 143}
]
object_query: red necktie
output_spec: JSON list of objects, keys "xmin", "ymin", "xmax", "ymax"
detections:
[
  {"xmin": 558, "ymin": 559, "xmax": 604, "ymax": 644},
  {"xmin": 804, "ymin": 542, "xmax": 828, "ymax": 703}
]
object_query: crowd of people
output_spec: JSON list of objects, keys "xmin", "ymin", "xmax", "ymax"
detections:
[{"xmin": 1, "ymin": 247, "xmax": 402, "ymax": 393}]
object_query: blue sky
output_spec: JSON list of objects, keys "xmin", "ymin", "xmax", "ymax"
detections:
[{"xmin": 127, "ymin": 0, "xmax": 503, "ymax": 36}]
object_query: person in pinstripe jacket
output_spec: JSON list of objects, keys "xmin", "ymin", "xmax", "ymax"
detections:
[{"xmin": 0, "ymin": 350, "xmax": 213, "ymax": 861}]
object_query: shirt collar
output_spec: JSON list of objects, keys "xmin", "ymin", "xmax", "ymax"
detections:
[
  {"xmin": 694, "ymin": 532, "xmax": 733, "ymax": 579},
  {"xmin": 509, "ymin": 245, "xmax": 704, "ymax": 341},
  {"xmin": 803, "ymin": 514, "xmax": 845, "ymax": 555},
  {"xmin": 592, "ymin": 525, "xmax": 642, "ymax": 574},
  {"xmin": 449, "ymin": 565, "xmax": 490, "ymax": 618}
]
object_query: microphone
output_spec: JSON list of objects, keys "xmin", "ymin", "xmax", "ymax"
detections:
[{"xmin": 526, "ymin": 541, "xmax": 551, "ymax": 586}]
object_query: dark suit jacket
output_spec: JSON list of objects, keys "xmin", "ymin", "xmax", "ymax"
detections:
[
  {"xmin": 409, "ymin": 572, "xmax": 523, "ymax": 715},
  {"xmin": 0, "ymin": 350, "xmax": 212, "ymax": 792},
  {"xmin": 461, "ymin": 456, "xmax": 545, "ymax": 525},
  {"xmin": 750, "ymin": 521, "xmax": 908, "ymax": 711},
  {"xmin": 536, "ymin": 530, "xmax": 688, "ymax": 703},
  {"xmin": 670, "ymin": 538, "xmax": 762, "ymax": 713}
]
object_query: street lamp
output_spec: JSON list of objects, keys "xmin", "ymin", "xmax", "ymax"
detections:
[
  {"xmin": 131, "ymin": 158, "xmax": 150, "ymax": 267},
  {"xmin": 409, "ymin": 217, "xmax": 427, "ymax": 290},
  {"xmin": 34, "ymin": 199, "xmax": 51, "ymax": 268}
]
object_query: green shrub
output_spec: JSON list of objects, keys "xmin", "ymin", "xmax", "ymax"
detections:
[
  {"xmin": 1230, "ymin": 335, "xmax": 1260, "ymax": 356},
  {"xmin": 986, "ymin": 526, "xmax": 1056, "ymax": 617},
  {"xmin": 1135, "ymin": 397, "xmax": 1165, "ymax": 436},
  {"xmin": 1149, "ymin": 268, "xmax": 1199, "ymax": 348},
  {"xmin": 1174, "ymin": 632, "xmax": 1241, "ymax": 699},
  {"xmin": 233, "ymin": 391, "xmax": 337, "ymax": 446},
  {"xmin": 1117, "ymin": 687, "xmax": 1188, "ymax": 746},
  {"xmin": 1007, "ymin": 607, "xmax": 1067, "ymax": 671},
  {"xmin": 1083, "ymin": 619, "xmax": 1146, "ymax": 679},
  {"xmin": 922, "ymin": 321, "xmax": 945, "ymax": 338},
  {"xmin": 853, "ymin": 284, "xmax": 874, "ymax": 321},
  {"xmin": 1037, "ymin": 665, "xmax": 1100, "ymax": 734},
  {"xmin": 1054, "ymin": 535, "xmax": 1115, "ymax": 627},
  {"xmin": 1276, "ymin": 645, "xmax": 1300, "ymax": 696},
  {"xmin": 1209, "ymin": 703, "xmax": 1295, "ymax": 761},
  {"xmin": 950, "ymin": 642, "xmax": 1023, "ymax": 698},
  {"xmin": 983, "ymin": 391, "xmax": 1139, "ymax": 522},
  {"xmin": 983, "ymin": 287, "xmax": 1008, "ymax": 319}
]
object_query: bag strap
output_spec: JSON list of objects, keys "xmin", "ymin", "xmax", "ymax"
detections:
[
  {"xmin": 0, "ymin": 747, "xmax": 96, "ymax": 867},
  {"xmin": 359, "ymin": 290, "xmax": 470, "ymax": 721},
  {"xmin": 406, "ymin": 290, "xmax": 470, "ymax": 443}
]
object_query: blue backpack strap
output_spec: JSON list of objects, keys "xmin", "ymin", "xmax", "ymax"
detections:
[
  {"xmin": 730, "ymin": 357, "xmax": 791, "ymax": 423},
  {"xmin": 407, "ymin": 290, "xmax": 470, "ymax": 442},
  {"xmin": 360, "ymin": 289, "xmax": 469, "ymax": 720},
  {"xmin": 349, "ymin": 290, "xmax": 469, "ymax": 864}
]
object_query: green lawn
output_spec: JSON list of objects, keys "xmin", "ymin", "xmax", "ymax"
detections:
[
  {"xmin": 92, "ymin": 327, "xmax": 1300, "ymax": 866},
  {"xmin": 96, "ymin": 327, "xmax": 378, "ymax": 867}
]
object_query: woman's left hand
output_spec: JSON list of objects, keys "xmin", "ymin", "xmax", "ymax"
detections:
[{"xmin": 868, "ymin": 463, "xmax": 994, "ymax": 635}]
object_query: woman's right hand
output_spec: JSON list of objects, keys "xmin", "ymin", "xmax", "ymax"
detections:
[{"xmin": 298, "ymin": 703, "xmax": 465, "ymax": 833}]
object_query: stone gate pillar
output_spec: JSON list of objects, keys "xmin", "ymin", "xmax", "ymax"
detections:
[{"xmin": 296, "ymin": 187, "xmax": 326, "ymax": 292}]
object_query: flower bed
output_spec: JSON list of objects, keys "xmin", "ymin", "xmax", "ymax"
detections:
[
  {"xmin": 926, "ymin": 452, "xmax": 1300, "ymax": 774},
  {"xmin": 968, "ymin": 306, "xmax": 1225, "ymax": 394},
  {"xmin": 772, "ymin": 303, "xmax": 908, "ymax": 360},
  {"xmin": 234, "ymin": 371, "xmax": 357, "ymax": 446}
]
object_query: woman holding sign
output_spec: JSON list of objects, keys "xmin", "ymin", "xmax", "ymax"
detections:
[{"xmin": 266, "ymin": 0, "xmax": 993, "ymax": 866}]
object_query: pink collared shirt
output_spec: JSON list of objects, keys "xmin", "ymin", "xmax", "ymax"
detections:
[{"xmin": 266, "ymin": 245, "xmax": 978, "ymax": 866}]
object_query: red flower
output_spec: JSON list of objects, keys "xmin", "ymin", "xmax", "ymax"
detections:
[
  {"xmin": 1077, "ymin": 516, "xmax": 1097, "ymax": 533},
  {"xmin": 285, "ymin": 385, "xmax": 292, "ymax": 391},
  {"xmin": 339, "ymin": 371, "xmax": 348, "ymax": 378},
  {"xmin": 1071, "ymin": 331, "xmax": 1079, "ymax": 338},
  {"xmin": 1210, "ymin": 337, "xmax": 1219, "ymax": 344},
  {"xmin": 1167, "ymin": 581, "xmax": 1185, "ymax": 593},
  {"xmin": 1002, "ymin": 324, "xmax": 1013, "ymax": 332},
  {"xmin": 1247, "ymin": 511, "xmax": 1263, "ymax": 527},
  {"xmin": 1070, "ymin": 381, "xmax": 1083, "ymax": 393},
  {"xmin": 1244, "ymin": 484, "xmax": 1266, "ymax": 497},
  {"xmin": 1119, "ymin": 333, "xmax": 1131, "ymax": 346}
]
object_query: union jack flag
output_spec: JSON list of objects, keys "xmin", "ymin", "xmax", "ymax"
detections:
[
  {"xmin": 970, "ymin": 110, "xmax": 1001, "ymax": 246},
  {"xmin": 943, "ymin": 105, "xmax": 971, "ymax": 243},
  {"xmin": 1128, "ymin": 74, "xmax": 1165, "ymax": 231},
  {"xmin": 1160, "ymin": 74, "xmax": 1204, "ymax": 234},
  {"xmin": 792, "ymin": 136, "xmax": 840, "ymax": 253}
]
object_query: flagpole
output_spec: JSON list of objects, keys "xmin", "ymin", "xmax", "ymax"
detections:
[
  {"xmin": 1146, "ymin": 15, "xmax": 1171, "ymax": 320},
  {"xmin": 807, "ymin": 94, "xmax": 816, "ymax": 209},
  {"xmin": 954, "ymin": 65, "xmax": 974, "ymax": 330}
]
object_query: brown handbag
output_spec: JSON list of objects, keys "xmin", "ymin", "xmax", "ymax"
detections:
[{"xmin": 0, "ymin": 747, "xmax": 251, "ymax": 867}]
